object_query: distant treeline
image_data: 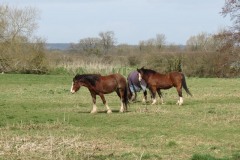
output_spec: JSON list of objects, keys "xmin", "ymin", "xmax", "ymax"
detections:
[{"xmin": 1, "ymin": 4, "xmax": 239, "ymax": 77}]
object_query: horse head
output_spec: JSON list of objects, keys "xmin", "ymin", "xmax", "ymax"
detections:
[
  {"xmin": 70, "ymin": 74, "xmax": 84, "ymax": 94},
  {"xmin": 137, "ymin": 67, "xmax": 157, "ymax": 82},
  {"xmin": 137, "ymin": 67, "xmax": 145, "ymax": 81},
  {"xmin": 70, "ymin": 74, "xmax": 101, "ymax": 94}
]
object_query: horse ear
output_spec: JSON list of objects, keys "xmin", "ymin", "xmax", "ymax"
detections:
[{"xmin": 136, "ymin": 68, "xmax": 140, "ymax": 72}]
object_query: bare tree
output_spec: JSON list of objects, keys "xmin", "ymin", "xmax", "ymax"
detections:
[
  {"xmin": 139, "ymin": 33, "xmax": 166, "ymax": 52},
  {"xmin": 0, "ymin": 4, "xmax": 47, "ymax": 73},
  {"xmin": 186, "ymin": 32, "xmax": 211, "ymax": 51},
  {"xmin": 222, "ymin": 0, "xmax": 240, "ymax": 31},
  {"xmin": 155, "ymin": 34, "xmax": 166, "ymax": 50},
  {"xmin": 99, "ymin": 31, "xmax": 116, "ymax": 53},
  {"xmin": 0, "ymin": 4, "xmax": 39, "ymax": 43},
  {"xmin": 79, "ymin": 37, "xmax": 102, "ymax": 55},
  {"xmin": 221, "ymin": 0, "xmax": 240, "ymax": 45},
  {"xmin": 138, "ymin": 38, "xmax": 155, "ymax": 52}
]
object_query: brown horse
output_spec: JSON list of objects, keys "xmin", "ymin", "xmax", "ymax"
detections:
[
  {"xmin": 70, "ymin": 73, "xmax": 128, "ymax": 113},
  {"xmin": 137, "ymin": 67, "xmax": 192, "ymax": 105}
]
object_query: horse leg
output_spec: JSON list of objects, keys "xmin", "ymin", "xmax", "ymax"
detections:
[
  {"xmin": 142, "ymin": 90, "xmax": 147, "ymax": 103},
  {"xmin": 130, "ymin": 92, "xmax": 137, "ymax": 102},
  {"xmin": 157, "ymin": 89, "xmax": 164, "ymax": 104},
  {"xmin": 99, "ymin": 94, "xmax": 112, "ymax": 114},
  {"xmin": 90, "ymin": 93, "xmax": 97, "ymax": 113},
  {"xmin": 176, "ymin": 86, "xmax": 183, "ymax": 105},
  {"xmin": 150, "ymin": 86, "xmax": 157, "ymax": 105},
  {"xmin": 116, "ymin": 89, "xmax": 125, "ymax": 113}
]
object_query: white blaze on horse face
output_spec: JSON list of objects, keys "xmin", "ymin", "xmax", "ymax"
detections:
[
  {"xmin": 70, "ymin": 82, "xmax": 75, "ymax": 93},
  {"xmin": 138, "ymin": 73, "xmax": 142, "ymax": 81}
]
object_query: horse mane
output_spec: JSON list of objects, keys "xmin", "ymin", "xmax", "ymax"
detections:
[
  {"xmin": 74, "ymin": 74, "xmax": 101, "ymax": 86},
  {"xmin": 141, "ymin": 68, "xmax": 157, "ymax": 74}
]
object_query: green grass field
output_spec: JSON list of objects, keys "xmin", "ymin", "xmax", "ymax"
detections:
[{"xmin": 0, "ymin": 74, "xmax": 240, "ymax": 160}]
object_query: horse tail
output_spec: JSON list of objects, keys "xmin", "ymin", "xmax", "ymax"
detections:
[
  {"xmin": 127, "ymin": 81, "xmax": 132, "ymax": 98},
  {"xmin": 126, "ymin": 78, "xmax": 133, "ymax": 98},
  {"xmin": 114, "ymin": 73, "xmax": 129, "ymax": 112},
  {"xmin": 124, "ymin": 83, "xmax": 129, "ymax": 111},
  {"xmin": 182, "ymin": 74, "xmax": 192, "ymax": 96}
]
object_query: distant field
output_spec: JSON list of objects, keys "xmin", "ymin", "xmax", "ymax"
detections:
[{"xmin": 0, "ymin": 74, "xmax": 239, "ymax": 160}]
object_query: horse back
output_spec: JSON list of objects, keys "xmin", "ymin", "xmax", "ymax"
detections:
[
  {"xmin": 149, "ymin": 72, "xmax": 183, "ymax": 89},
  {"xmin": 98, "ymin": 73, "xmax": 126, "ymax": 90},
  {"xmin": 168, "ymin": 72, "xmax": 184, "ymax": 87},
  {"xmin": 111, "ymin": 73, "xmax": 127, "ymax": 87}
]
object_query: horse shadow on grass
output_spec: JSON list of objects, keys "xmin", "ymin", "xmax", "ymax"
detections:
[
  {"xmin": 130, "ymin": 99, "xmax": 195, "ymax": 106},
  {"xmin": 77, "ymin": 109, "xmax": 131, "ymax": 114}
]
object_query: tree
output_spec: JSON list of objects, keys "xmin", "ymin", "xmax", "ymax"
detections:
[
  {"xmin": 138, "ymin": 38, "xmax": 155, "ymax": 52},
  {"xmin": 138, "ymin": 33, "xmax": 166, "ymax": 52},
  {"xmin": 99, "ymin": 31, "xmax": 116, "ymax": 53},
  {"xmin": 220, "ymin": 0, "xmax": 240, "ymax": 76},
  {"xmin": 222, "ymin": 0, "xmax": 240, "ymax": 31},
  {"xmin": 221, "ymin": 0, "xmax": 240, "ymax": 45},
  {"xmin": 0, "ymin": 4, "xmax": 47, "ymax": 73},
  {"xmin": 186, "ymin": 32, "xmax": 212, "ymax": 51},
  {"xmin": 71, "ymin": 31, "xmax": 116, "ymax": 54},
  {"xmin": 0, "ymin": 5, "xmax": 39, "ymax": 43},
  {"xmin": 78, "ymin": 37, "xmax": 102, "ymax": 55},
  {"xmin": 155, "ymin": 34, "xmax": 166, "ymax": 50}
]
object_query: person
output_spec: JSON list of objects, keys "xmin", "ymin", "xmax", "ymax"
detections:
[{"xmin": 127, "ymin": 70, "xmax": 147, "ymax": 102}]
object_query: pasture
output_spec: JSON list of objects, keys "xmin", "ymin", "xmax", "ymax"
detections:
[{"xmin": 0, "ymin": 74, "xmax": 239, "ymax": 160}]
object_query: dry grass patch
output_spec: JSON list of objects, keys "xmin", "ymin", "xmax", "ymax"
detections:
[{"xmin": 0, "ymin": 125, "xmax": 130, "ymax": 159}]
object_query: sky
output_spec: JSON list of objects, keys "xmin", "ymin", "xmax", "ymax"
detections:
[{"xmin": 3, "ymin": 0, "xmax": 232, "ymax": 45}]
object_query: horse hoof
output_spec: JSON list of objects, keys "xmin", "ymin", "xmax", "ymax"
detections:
[
  {"xmin": 129, "ymin": 100, "xmax": 135, "ymax": 104},
  {"xmin": 176, "ymin": 102, "xmax": 183, "ymax": 106},
  {"xmin": 151, "ymin": 99, "xmax": 157, "ymax": 105},
  {"xmin": 90, "ymin": 110, "xmax": 97, "ymax": 114},
  {"xmin": 107, "ymin": 110, "xmax": 112, "ymax": 114},
  {"xmin": 151, "ymin": 101, "xmax": 157, "ymax": 105}
]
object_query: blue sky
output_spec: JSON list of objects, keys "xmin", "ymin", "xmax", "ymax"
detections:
[{"xmin": 4, "ymin": 0, "xmax": 231, "ymax": 45}]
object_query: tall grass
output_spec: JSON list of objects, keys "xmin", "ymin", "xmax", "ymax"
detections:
[{"xmin": 51, "ymin": 60, "xmax": 132, "ymax": 76}]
